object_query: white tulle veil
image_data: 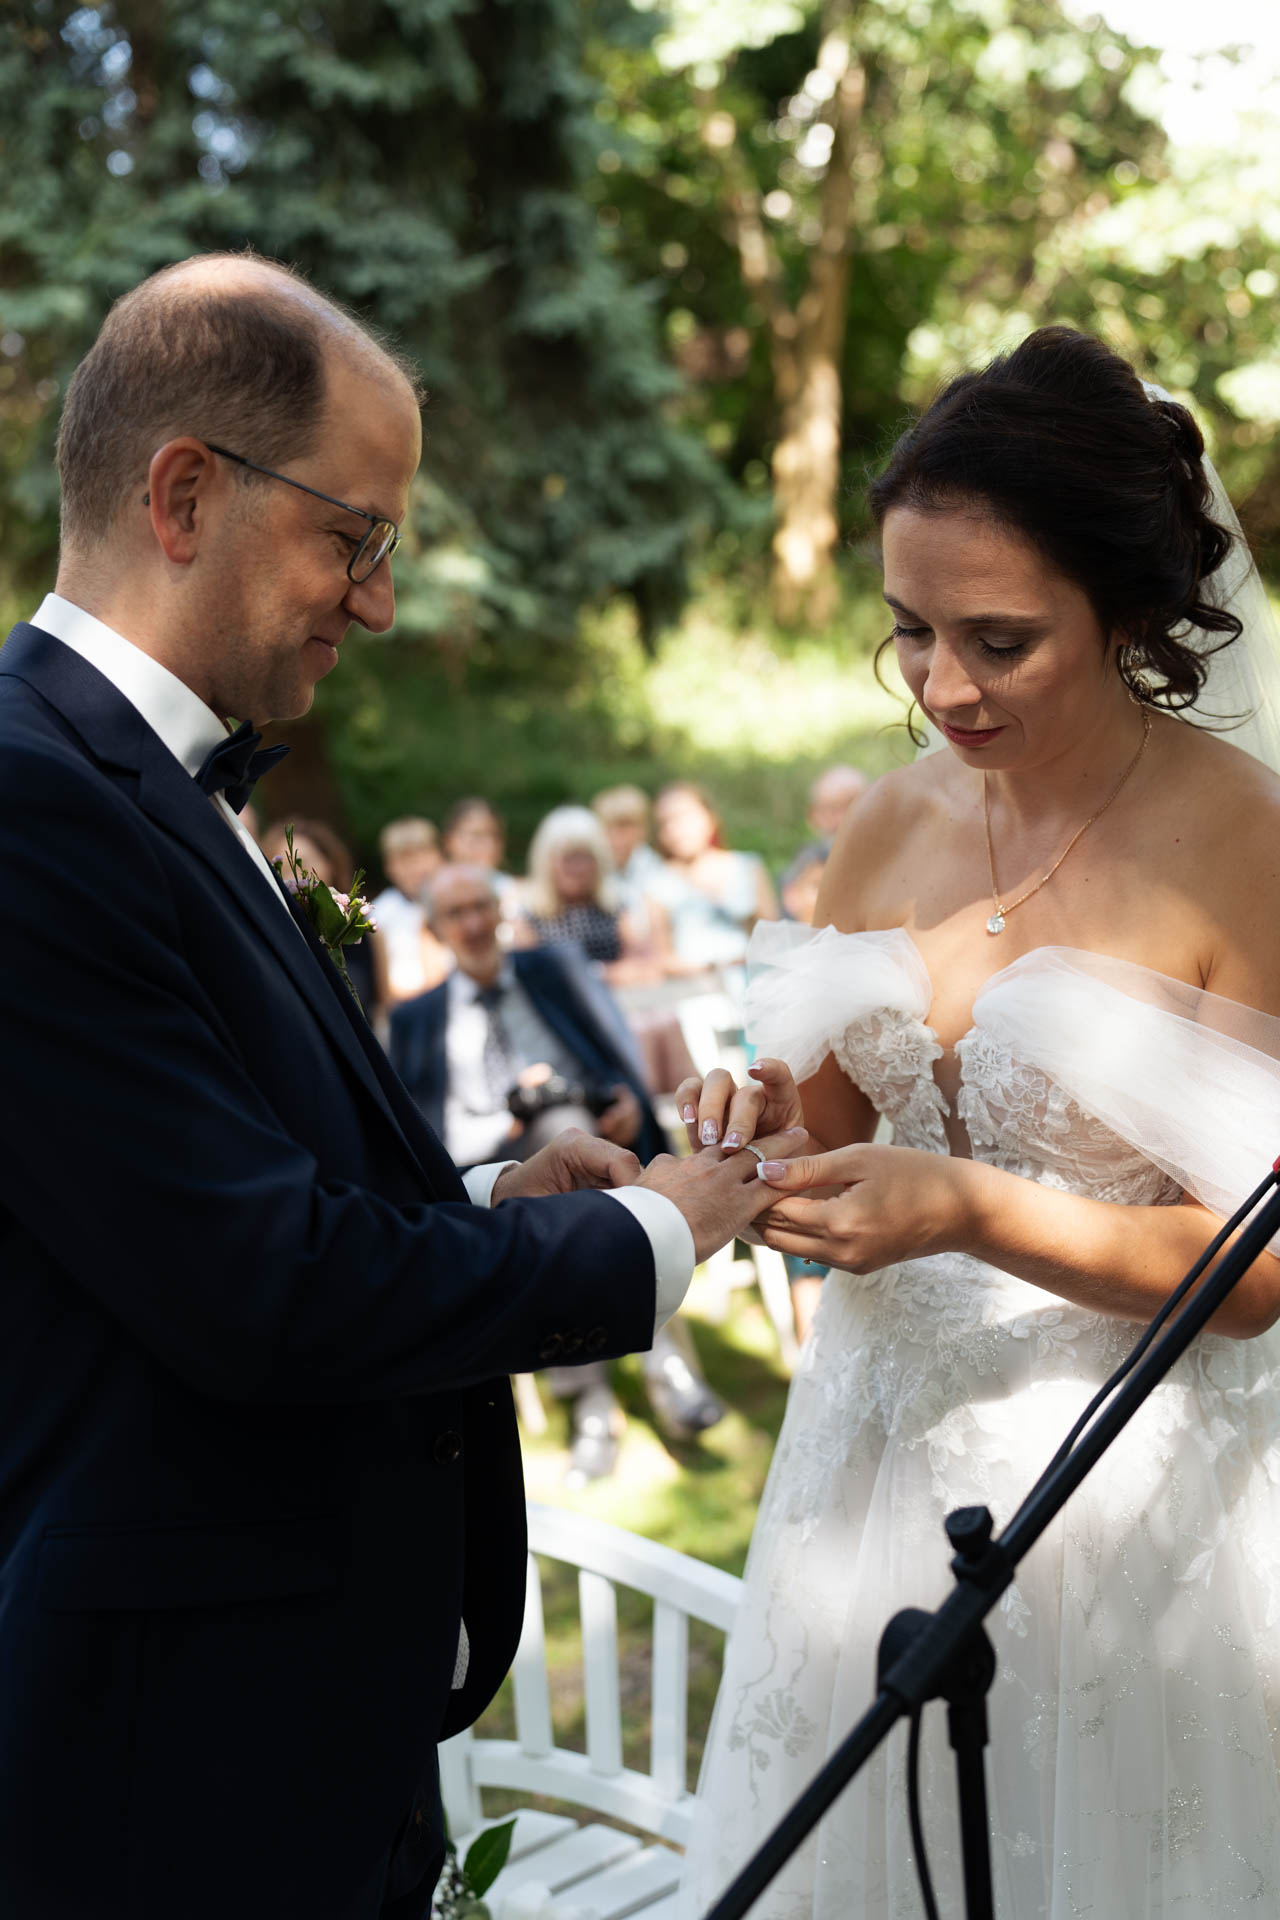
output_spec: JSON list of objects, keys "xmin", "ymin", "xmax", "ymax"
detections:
[{"xmin": 1143, "ymin": 382, "xmax": 1280, "ymax": 776}]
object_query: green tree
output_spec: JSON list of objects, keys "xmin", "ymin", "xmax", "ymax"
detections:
[
  {"xmin": 590, "ymin": 0, "xmax": 1168, "ymax": 623},
  {"xmin": 0, "ymin": 0, "xmax": 725, "ymax": 660}
]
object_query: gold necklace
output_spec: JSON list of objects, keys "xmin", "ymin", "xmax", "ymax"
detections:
[{"xmin": 983, "ymin": 709, "xmax": 1152, "ymax": 936}]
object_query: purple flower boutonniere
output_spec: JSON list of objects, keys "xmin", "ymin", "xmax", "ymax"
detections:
[{"xmin": 274, "ymin": 825, "xmax": 377, "ymax": 1005}]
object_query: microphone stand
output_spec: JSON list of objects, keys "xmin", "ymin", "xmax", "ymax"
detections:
[{"xmin": 703, "ymin": 1175, "xmax": 1280, "ymax": 1920}]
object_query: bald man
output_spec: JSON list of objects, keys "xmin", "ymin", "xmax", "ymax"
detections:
[
  {"xmin": 0, "ymin": 254, "xmax": 798, "ymax": 1920},
  {"xmin": 806, "ymin": 762, "xmax": 869, "ymax": 839}
]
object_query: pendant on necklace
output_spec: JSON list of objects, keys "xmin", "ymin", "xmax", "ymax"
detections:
[{"xmin": 986, "ymin": 911, "xmax": 1006, "ymax": 936}]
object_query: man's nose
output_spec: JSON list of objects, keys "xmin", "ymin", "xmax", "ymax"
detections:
[
  {"xmin": 923, "ymin": 639, "xmax": 983, "ymax": 714},
  {"xmin": 344, "ymin": 559, "xmax": 396, "ymax": 634}
]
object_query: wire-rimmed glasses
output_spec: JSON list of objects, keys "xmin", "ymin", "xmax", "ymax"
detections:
[{"xmin": 204, "ymin": 442, "xmax": 402, "ymax": 583}]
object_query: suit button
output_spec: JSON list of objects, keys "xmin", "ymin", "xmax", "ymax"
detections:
[
  {"xmin": 585, "ymin": 1327, "xmax": 609, "ymax": 1355},
  {"xmin": 560, "ymin": 1329, "xmax": 584, "ymax": 1358},
  {"xmin": 434, "ymin": 1431, "xmax": 463, "ymax": 1464},
  {"xmin": 538, "ymin": 1334, "xmax": 564, "ymax": 1362}
]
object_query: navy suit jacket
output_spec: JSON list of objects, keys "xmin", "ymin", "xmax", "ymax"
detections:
[
  {"xmin": 389, "ymin": 947, "xmax": 668, "ymax": 1168},
  {"xmin": 0, "ymin": 624, "xmax": 657, "ymax": 1920}
]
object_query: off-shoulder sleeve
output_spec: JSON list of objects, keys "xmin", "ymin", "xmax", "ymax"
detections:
[
  {"xmin": 975, "ymin": 947, "xmax": 1280, "ymax": 1244},
  {"xmin": 743, "ymin": 922, "xmax": 932, "ymax": 1084}
]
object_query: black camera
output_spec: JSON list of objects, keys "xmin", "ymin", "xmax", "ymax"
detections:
[{"xmin": 506, "ymin": 1074, "xmax": 615, "ymax": 1124}]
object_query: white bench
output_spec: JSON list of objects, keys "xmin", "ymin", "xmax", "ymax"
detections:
[{"xmin": 439, "ymin": 1502, "xmax": 742, "ymax": 1917}]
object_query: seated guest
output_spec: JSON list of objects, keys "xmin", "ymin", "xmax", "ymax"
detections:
[
  {"xmin": 523, "ymin": 804, "xmax": 667, "ymax": 986},
  {"xmin": 805, "ymin": 762, "xmax": 867, "ymax": 840},
  {"xmin": 592, "ymin": 783, "xmax": 667, "ymax": 913},
  {"xmin": 370, "ymin": 816, "xmax": 451, "ymax": 1002},
  {"xmin": 391, "ymin": 865, "xmax": 724, "ymax": 1479},
  {"xmin": 649, "ymin": 782, "xmax": 778, "ymax": 974},
  {"xmin": 779, "ymin": 838, "xmax": 831, "ymax": 926},
  {"xmin": 441, "ymin": 796, "xmax": 521, "ymax": 916},
  {"xmin": 260, "ymin": 817, "xmax": 388, "ymax": 1020}
]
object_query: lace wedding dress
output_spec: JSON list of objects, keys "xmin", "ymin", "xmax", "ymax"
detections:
[{"xmin": 681, "ymin": 927, "xmax": 1280, "ymax": 1918}]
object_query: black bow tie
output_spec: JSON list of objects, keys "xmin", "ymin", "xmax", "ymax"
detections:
[{"xmin": 195, "ymin": 721, "xmax": 290, "ymax": 815}]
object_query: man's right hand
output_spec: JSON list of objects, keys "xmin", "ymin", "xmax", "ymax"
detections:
[{"xmin": 635, "ymin": 1130, "xmax": 811, "ymax": 1266}]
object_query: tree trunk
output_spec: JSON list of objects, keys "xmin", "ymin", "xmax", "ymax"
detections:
[{"xmin": 769, "ymin": 3, "xmax": 864, "ymax": 627}]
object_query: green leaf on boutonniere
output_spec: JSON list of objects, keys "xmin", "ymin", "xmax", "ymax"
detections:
[
  {"xmin": 462, "ymin": 1819, "xmax": 516, "ymax": 1898},
  {"xmin": 309, "ymin": 880, "xmax": 349, "ymax": 944}
]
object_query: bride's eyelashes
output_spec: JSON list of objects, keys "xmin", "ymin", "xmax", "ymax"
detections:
[{"xmin": 890, "ymin": 622, "xmax": 1030, "ymax": 662}]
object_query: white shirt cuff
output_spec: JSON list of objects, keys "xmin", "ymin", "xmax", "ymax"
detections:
[
  {"xmin": 600, "ymin": 1187, "xmax": 695, "ymax": 1336},
  {"xmin": 463, "ymin": 1161, "xmax": 519, "ymax": 1208}
]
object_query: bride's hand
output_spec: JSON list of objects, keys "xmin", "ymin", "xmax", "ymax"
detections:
[
  {"xmin": 674, "ymin": 1057, "xmax": 806, "ymax": 1152},
  {"xmin": 752, "ymin": 1142, "xmax": 977, "ymax": 1273}
]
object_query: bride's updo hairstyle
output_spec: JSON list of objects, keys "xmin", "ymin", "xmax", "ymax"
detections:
[{"xmin": 869, "ymin": 326, "xmax": 1243, "ymax": 716}]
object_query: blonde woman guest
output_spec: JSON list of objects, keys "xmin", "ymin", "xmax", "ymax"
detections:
[{"xmin": 524, "ymin": 805, "xmax": 666, "ymax": 987}]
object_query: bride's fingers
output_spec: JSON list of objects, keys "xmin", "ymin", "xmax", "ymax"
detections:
[
  {"xmin": 694, "ymin": 1066, "xmax": 737, "ymax": 1147},
  {"xmin": 721, "ymin": 1078, "xmax": 767, "ymax": 1151},
  {"xmin": 673, "ymin": 1075, "xmax": 704, "ymax": 1147},
  {"xmin": 754, "ymin": 1144, "xmax": 866, "ymax": 1190},
  {"xmin": 747, "ymin": 1057, "xmax": 803, "ymax": 1119}
]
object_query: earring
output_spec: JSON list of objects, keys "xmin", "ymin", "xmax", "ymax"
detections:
[{"xmin": 1122, "ymin": 643, "xmax": 1153, "ymax": 703}]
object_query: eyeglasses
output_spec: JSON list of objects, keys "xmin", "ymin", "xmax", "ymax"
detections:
[{"xmin": 204, "ymin": 442, "xmax": 402, "ymax": 583}]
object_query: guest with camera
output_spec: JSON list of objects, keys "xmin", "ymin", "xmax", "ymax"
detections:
[{"xmin": 390, "ymin": 864, "xmax": 725, "ymax": 1479}]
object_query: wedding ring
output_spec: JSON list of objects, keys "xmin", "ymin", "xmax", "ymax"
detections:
[{"xmin": 743, "ymin": 1142, "xmax": 767, "ymax": 1163}]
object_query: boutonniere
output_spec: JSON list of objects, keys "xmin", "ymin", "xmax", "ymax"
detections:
[
  {"xmin": 274, "ymin": 825, "xmax": 377, "ymax": 1004},
  {"xmin": 434, "ymin": 1815, "xmax": 515, "ymax": 1919}
]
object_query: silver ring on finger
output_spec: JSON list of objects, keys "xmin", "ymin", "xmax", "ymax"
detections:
[{"xmin": 742, "ymin": 1142, "xmax": 766, "ymax": 1163}]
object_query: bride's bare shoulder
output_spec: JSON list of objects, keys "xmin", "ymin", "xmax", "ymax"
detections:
[
  {"xmin": 814, "ymin": 754, "xmax": 956, "ymax": 931},
  {"xmin": 1172, "ymin": 725, "xmax": 1280, "ymax": 1009}
]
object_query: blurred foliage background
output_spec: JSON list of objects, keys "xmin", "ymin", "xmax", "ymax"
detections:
[{"xmin": 2, "ymin": 0, "xmax": 1278, "ymax": 871}]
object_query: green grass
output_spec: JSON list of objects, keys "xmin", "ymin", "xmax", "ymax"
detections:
[{"xmin": 469, "ymin": 1277, "xmax": 792, "ymax": 1818}]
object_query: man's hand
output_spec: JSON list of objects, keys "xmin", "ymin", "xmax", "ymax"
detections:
[
  {"xmin": 491, "ymin": 1128, "xmax": 642, "ymax": 1201},
  {"xmin": 635, "ymin": 1129, "xmax": 812, "ymax": 1265}
]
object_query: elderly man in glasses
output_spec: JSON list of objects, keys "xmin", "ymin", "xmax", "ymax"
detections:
[{"xmin": 0, "ymin": 252, "xmax": 802, "ymax": 1920}]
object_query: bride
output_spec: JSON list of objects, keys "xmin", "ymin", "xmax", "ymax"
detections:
[{"xmin": 678, "ymin": 327, "xmax": 1280, "ymax": 1916}]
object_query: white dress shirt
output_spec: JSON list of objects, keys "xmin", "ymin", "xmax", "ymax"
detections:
[{"xmin": 29, "ymin": 594, "xmax": 694, "ymax": 1325}]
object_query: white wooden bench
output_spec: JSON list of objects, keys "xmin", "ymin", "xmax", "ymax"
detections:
[{"xmin": 439, "ymin": 1501, "xmax": 742, "ymax": 1918}]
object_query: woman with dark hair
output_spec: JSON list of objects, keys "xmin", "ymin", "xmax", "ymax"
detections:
[{"xmin": 680, "ymin": 329, "xmax": 1280, "ymax": 1915}]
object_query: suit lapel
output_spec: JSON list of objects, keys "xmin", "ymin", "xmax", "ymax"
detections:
[
  {"xmin": 276, "ymin": 880, "xmax": 465, "ymax": 1197},
  {"xmin": 2, "ymin": 624, "xmax": 461, "ymax": 1200}
]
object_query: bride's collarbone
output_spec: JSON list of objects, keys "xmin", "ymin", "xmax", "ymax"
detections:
[{"xmin": 900, "ymin": 899, "xmax": 1207, "ymax": 1051}]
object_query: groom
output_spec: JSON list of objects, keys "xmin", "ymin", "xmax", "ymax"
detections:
[{"xmin": 0, "ymin": 254, "xmax": 790, "ymax": 1920}]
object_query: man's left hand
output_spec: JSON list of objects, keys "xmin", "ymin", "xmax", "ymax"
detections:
[{"xmin": 491, "ymin": 1128, "xmax": 642, "ymax": 1201}]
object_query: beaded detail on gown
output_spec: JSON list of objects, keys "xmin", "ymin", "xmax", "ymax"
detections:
[{"xmin": 681, "ymin": 927, "xmax": 1280, "ymax": 1920}]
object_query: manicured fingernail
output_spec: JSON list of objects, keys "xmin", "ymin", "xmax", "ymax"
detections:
[
  {"xmin": 757, "ymin": 1161, "xmax": 788, "ymax": 1181},
  {"xmin": 701, "ymin": 1121, "xmax": 719, "ymax": 1145},
  {"xmin": 681, "ymin": 1104, "xmax": 697, "ymax": 1123},
  {"xmin": 786, "ymin": 1126, "xmax": 806, "ymax": 1136},
  {"xmin": 748, "ymin": 1065, "xmax": 763, "ymax": 1078},
  {"xmin": 724, "ymin": 1131, "xmax": 743, "ymax": 1150}
]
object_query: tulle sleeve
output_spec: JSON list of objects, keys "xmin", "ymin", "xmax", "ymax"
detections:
[
  {"xmin": 743, "ymin": 922, "xmax": 932, "ymax": 1084},
  {"xmin": 975, "ymin": 947, "xmax": 1280, "ymax": 1243}
]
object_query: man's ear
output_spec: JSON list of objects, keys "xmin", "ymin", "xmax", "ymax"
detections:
[{"xmin": 143, "ymin": 437, "xmax": 222, "ymax": 566}]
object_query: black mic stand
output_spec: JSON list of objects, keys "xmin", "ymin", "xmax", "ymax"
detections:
[{"xmin": 703, "ymin": 1174, "xmax": 1280, "ymax": 1920}]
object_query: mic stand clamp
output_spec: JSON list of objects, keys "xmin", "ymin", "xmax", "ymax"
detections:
[{"xmin": 875, "ymin": 1507, "xmax": 1008, "ymax": 1920}]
